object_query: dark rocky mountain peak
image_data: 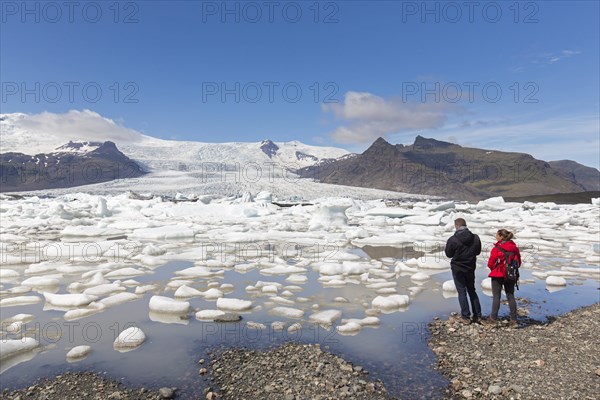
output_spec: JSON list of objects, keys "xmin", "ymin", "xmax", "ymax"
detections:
[
  {"xmin": 260, "ymin": 139, "xmax": 279, "ymax": 158},
  {"xmin": 413, "ymin": 135, "xmax": 454, "ymax": 150}
]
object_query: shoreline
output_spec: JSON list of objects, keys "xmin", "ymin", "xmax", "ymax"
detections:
[
  {"xmin": 428, "ymin": 302, "xmax": 600, "ymax": 399},
  {"xmin": 3, "ymin": 302, "xmax": 599, "ymax": 399}
]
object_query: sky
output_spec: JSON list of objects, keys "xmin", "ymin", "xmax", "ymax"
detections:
[{"xmin": 1, "ymin": 0, "xmax": 599, "ymax": 168}]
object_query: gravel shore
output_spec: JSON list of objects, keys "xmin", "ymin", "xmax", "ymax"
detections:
[
  {"xmin": 208, "ymin": 343, "xmax": 393, "ymax": 399},
  {"xmin": 1, "ymin": 343, "xmax": 392, "ymax": 400},
  {"xmin": 428, "ymin": 302, "xmax": 600, "ymax": 399},
  {"xmin": 0, "ymin": 371, "xmax": 169, "ymax": 399}
]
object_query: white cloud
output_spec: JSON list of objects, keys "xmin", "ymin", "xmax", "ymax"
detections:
[
  {"xmin": 0, "ymin": 109, "xmax": 145, "ymax": 154},
  {"xmin": 537, "ymin": 50, "xmax": 582, "ymax": 64},
  {"xmin": 322, "ymin": 91, "xmax": 463, "ymax": 144}
]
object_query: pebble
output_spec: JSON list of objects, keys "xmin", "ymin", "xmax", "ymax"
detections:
[
  {"xmin": 488, "ymin": 385, "xmax": 502, "ymax": 395},
  {"xmin": 158, "ymin": 387, "xmax": 175, "ymax": 399}
]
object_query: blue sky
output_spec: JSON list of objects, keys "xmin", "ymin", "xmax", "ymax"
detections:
[{"xmin": 1, "ymin": 1, "xmax": 599, "ymax": 168}]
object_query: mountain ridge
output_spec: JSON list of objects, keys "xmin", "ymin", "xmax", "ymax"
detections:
[{"xmin": 298, "ymin": 136, "xmax": 598, "ymax": 201}]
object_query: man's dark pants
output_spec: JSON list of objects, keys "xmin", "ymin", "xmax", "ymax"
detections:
[{"xmin": 452, "ymin": 268, "xmax": 482, "ymax": 319}]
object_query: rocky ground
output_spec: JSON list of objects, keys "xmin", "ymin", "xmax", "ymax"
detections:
[
  {"xmin": 428, "ymin": 302, "xmax": 600, "ymax": 399},
  {"xmin": 208, "ymin": 342, "xmax": 393, "ymax": 400},
  {"xmin": 0, "ymin": 371, "xmax": 175, "ymax": 399},
  {"xmin": 1, "ymin": 344, "xmax": 392, "ymax": 400}
]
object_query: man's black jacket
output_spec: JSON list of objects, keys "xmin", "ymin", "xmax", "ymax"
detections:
[{"xmin": 445, "ymin": 227, "xmax": 482, "ymax": 272}]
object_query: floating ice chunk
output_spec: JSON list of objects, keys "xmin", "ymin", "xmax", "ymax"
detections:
[
  {"xmin": 515, "ymin": 228, "xmax": 541, "ymax": 239},
  {"xmin": 416, "ymin": 257, "xmax": 449, "ymax": 270},
  {"xmin": 592, "ymin": 197, "xmax": 600, "ymax": 205},
  {"xmin": 408, "ymin": 286, "xmax": 423, "ymax": 297},
  {"xmin": 531, "ymin": 272, "xmax": 548, "ymax": 279},
  {"xmin": 287, "ymin": 322, "xmax": 302, "ymax": 333},
  {"xmin": 105, "ymin": 268, "xmax": 146, "ymax": 278},
  {"xmin": 261, "ymin": 265, "xmax": 306, "ymax": 275},
  {"xmin": 308, "ymin": 203, "xmax": 350, "ymax": 231},
  {"xmin": 271, "ymin": 321, "xmax": 286, "ymax": 331},
  {"xmin": 83, "ymin": 283, "xmax": 125, "ymax": 297},
  {"xmin": 271, "ymin": 296, "xmax": 295, "ymax": 305},
  {"xmin": 262, "ymin": 285, "xmax": 279, "ymax": 294},
  {"xmin": 141, "ymin": 244, "xmax": 167, "ymax": 256},
  {"xmin": 130, "ymin": 225, "xmax": 195, "ymax": 240},
  {"xmin": 61, "ymin": 225, "xmax": 120, "ymax": 237},
  {"xmin": 113, "ymin": 327, "xmax": 146, "ymax": 350},
  {"xmin": 121, "ymin": 279, "xmax": 141, "ymax": 286},
  {"xmin": 333, "ymin": 297, "xmax": 349, "ymax": 303},
  {"xmin": 285, "ymin": 273, "xmax": 309, "ymax": 282},
  {"xmin": 0, "ymin": 296, "xmax": 40, "ymax": 307},
  {"xmin": 203, "ymin": 288, "xmax": 224, "ymax": 300},
  {"xmin": 175, "ymin": 266, "xmax": 223, "ymax": 278},
  {"xmin": 270, "ymin": 306, "xmax": 304, "ymax": 319},
  {"xmin": 174, "ymin": 285, "xmax": 204, "ymax": 298},
  {"xmin": 309, "ymin": 309, "xmax": 342, "ymax": 325},
  {"xmin": 99, "ymin": 292, "xmax": 140, "ymax": 307},
  {"xmin": 428, "ymin": 201, "xmax": 455, "ymax": 212},
  {"xmin": 235, "ymin": 263, "xmax": 257, "ymax": 272},
  {"xmin": 219, "ymin": 283, "xmax": 235, "ymax": 293},
  {"xmin": 442, "ymin": 280, "xmax": 457, "ymax": 292},
  {"xmin": 394, "ymin": 262, "xmax": 418, "ymax": 274},
  {"xmin": 216, "ymin": 297, "xmax": 253, "ymax": 312},
  {"xmin": 246, "ymin": 321, "xmax": 266, "ymax": 330},
  {"xmin": 344, "ymin": 316, "xmax": 381, "ymax": 327},
  {"xmin": 371, "ymin": 295, "xmax": 410, "ymax": 311},
  {"xmin": 364, "ymin": 208, "xmax": 418, "ymax": 218},
  {"xmin": 135, "ymin": 284, "xmax": 156, "ymax": 294},
  {"xmin": 336, "ymin": 321, "xmax": 362, "ymax": 335},
  {"xmin": 0, "ymin": 269, "xmax": 19, "ymax": 280},
  {"xmin": 546, "ymin": 276, "xmax": 567, "ymax": 286},
  {"xmin": 2, "ymin": 314, "xmax": 34, "ymax": 324},
  {"xmin": 20, "ymin": 276, "xmax": 61, "ymax": 287},
  {"xmin": 322, "ymin": 279, "xmax": 347, "ymax": 287},
  {"xmin": 81, "ymin": 272, "xmax": 110, "ymax": 287},
  {"xmin": 166, "ymin": 280, "xmax": 195, "ymax": 288},
  {"xmin": 195, "ymin": 310, "xmax": 226, "ymax": 321},
  {"xmin": 149, "ymin": 296, "xmax": 190, "ymax": 314},
  {"xmin": 345, "ymin": 227, "xmax": 369, "ymax": 239},
  {"xmin": 255, "ymin": 281, "xmax": 284, "ymax": 289},
  {"xmin": 403, "ymin": 211, "xmax": 445, "ymax": 226},
  {"xmin": 64, "ymin": 302, "xmax": 106, "ymax": 321},
  {"xmin": 481, "ymin": 278, "xmax": 492, "ymax": 290},
  {"xmin": 317, "ymin": 261, "xmax": 369, "ymax": 276},
  {"xmin": 410, "ymin": 272, "xmax": 430, "ymax": 282},
  {"xmin": 4, "ymin": 321, "xmax": 24, "ymax": 334},
  {"xmin": 44, "ymin": 292, "xmax": 97, "ymax": 308},
  {"xmin": 66, "ymin": 345, "xmax": 92, "ymax": 361},
  {"xmin": 0, "ymin": 337, "xmax": 39, "ymax": 361}
]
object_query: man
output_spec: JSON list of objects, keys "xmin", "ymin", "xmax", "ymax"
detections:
[{"xmin": 445, "ymin": 218, "xmax": 482, "ymax": 324}]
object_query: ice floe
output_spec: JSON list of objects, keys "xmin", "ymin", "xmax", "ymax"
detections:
[
  {"xmin": 149, "ymin": 296, "xmax": 190, "ymax": 314},
  {"xmin": 113, "ymin": 327, "xmax": 146, "ymax": 350}
]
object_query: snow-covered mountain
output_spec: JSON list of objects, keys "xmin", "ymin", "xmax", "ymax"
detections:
[{"xmin": 0, "ymin": 112, "xmax": 349, "ymax": 173}]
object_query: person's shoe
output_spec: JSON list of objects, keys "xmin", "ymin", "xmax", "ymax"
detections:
[
  {"xmin": 457, "ymin": 317, "xmax": 471, "ymax": 325},
  {"xmin": 509, "ymin": 319, "xmax": 518, "ymax": 329},
  {"xmin": 471, "ymin": 316, "xmax": 483, "ymax": 324},
  {"xmin": 481, "ymin": 318, "xmax": 498, "ymax": 327}
]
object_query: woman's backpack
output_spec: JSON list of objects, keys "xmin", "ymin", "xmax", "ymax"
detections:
[{"xmin": 494, "ymin": 245, "xmax": 521, "ymax": 289}]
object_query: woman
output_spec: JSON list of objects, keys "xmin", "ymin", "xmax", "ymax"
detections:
[{"xmin": 484, "ymin": 229, "xmax": 521, "ymax": 327}]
